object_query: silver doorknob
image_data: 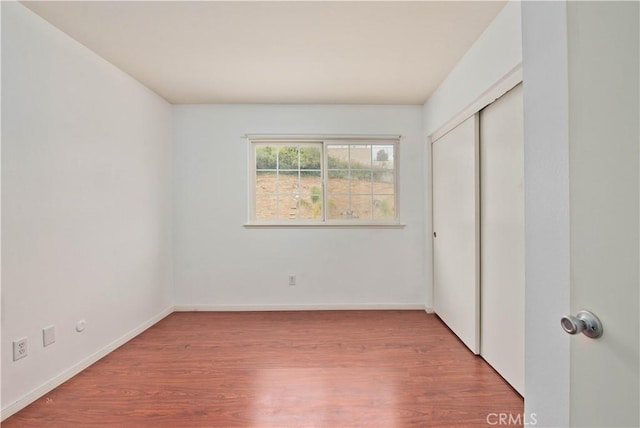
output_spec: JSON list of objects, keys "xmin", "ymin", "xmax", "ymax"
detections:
[{"xmin": 561, "ymin": 310, "xmax": 603, "ymax": 339}]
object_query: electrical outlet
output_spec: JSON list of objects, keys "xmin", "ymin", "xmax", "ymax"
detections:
[
  {"xmin": 43, "ymin": 325, "xmax": 56, "ymax": 347},
  {"xmin": 288, "ymin": 275, "xmax": 296, "ymax": 286},
  {"xmin": 13, "ymin": 337, "xmax": 28, "ymax": 361}
]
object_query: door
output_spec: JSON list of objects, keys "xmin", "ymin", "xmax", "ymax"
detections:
[
  {"xmin": 522, "ymin": 1, "xmax": 639, "ymax": 426},
  {"xmin": 479, "ymin": 83, "xmax": 525, "ymax": 394},
  {"xmin": 432, "ymin": 115, "xmax": 480, "ymax": 354},
  {"xmin": 566, "ymin": 2, "xmax": 639, "ymax": 426}
]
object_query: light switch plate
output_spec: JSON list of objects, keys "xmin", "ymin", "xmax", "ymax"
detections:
[{"xmin": 43, "ymin": 325, "xmax": 56, "ymax": 347}]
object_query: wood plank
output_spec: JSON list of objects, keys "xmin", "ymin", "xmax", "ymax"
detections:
[{"xmin": 4, "ymin": 311, "xmax": 523, "ymax": 427}]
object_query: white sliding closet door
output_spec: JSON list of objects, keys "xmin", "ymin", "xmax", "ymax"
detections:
[
  {"xmin": 479, "ymin": 83, "xmax": 524, "ymax": 394},
  {"xmin": 432, "ymin": 115, "xmax": 480, "ymax": 354}
]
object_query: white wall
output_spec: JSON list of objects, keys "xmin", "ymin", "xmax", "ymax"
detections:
[
  {"xmin": 173, "ymin": 105, "xmax": 425, "ymax": 309},
  {"xmin": 421, "ymin": 1, "xmax": 522, "ymax": 312},
  {"xmin": 1, "ymin": 2, "xmax": 173, "ymax": 416},
  {"xmin": 422, "ymin": 1, "xmax": 522, "ymax": 138}
]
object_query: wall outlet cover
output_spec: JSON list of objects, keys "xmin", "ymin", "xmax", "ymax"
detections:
[{"xmin": 13, "ymin": 338, "xmax": 28, "ymax": 361}]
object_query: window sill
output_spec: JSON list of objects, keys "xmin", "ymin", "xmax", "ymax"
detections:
[{"xmin": 243, "ymin": 222, "xmax": 406, "ymax": 229}]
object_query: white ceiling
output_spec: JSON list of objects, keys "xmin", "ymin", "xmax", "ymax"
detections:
[{"xmin": 23, "ymin": 1, "xmax": 506, "ymax": 105}]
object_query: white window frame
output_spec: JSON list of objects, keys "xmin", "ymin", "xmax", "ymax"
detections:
[{"xmin": 245, "ymin": 135, "xmax": 403, "ymax": 228}]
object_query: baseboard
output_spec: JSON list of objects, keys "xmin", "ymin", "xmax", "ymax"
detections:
[
  {"xmin": 424, "ymin": 306, "xmax": 434, "ymax": 314},
  {"xmin": 173, "ymin": 303, "xmax": 427, "ymax": 312},
  {"xmin": 1, "ymin": 306, "xmax": 174, "ymax": 421}
]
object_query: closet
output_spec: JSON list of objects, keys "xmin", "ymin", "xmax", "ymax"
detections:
[
  {"xmin": 432, "ymin": 84, "xmax": 524, "ymax": 394},
  {"xmin": 432, "ymin": 114, "xmax": 480, "ymax": 354}
]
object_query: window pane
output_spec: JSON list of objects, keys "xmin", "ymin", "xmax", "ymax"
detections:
[
  {"xmin": 256, "ymin": 146, "xmax": 277, "ymax": 169},
  {"xmin": 252, "ymin": 140, "xmax": 397, "ymax": 224},
  {"xmin": 327, "ymin": 145, "xmax": 350, "ymax": 169},
  {"xmin": 327, "ymin": 194, "xmax": 350, "ymax": 219},
  {"xmin": 256, "ymin": 171, "xmax": 277, "ymax": 194},
  {"xmin": 350, "ymin": 194, "xmax": 373, "ymax": 220},
  {"xmin": 300, "ymin": 146, "xmax": 321, "ymax": 170},
  {"xmin": 350, "ymin": 171, "xmax": 373, "ymax": 192},
  {"xmin": 299, "ymin": 171, "xmax": 322, "ymax": 195},
  {"xmin": 372, "ymin": 170, "xmax": 394, "ymax": 193},
  {"xmin": 328, "ymin": 170, "xmax": 350, "ymax": 193},
  {"xmin": 277, "ymin": 194, "xmax": 298, "ymax": 219},
  {"xmin": 255, "ymin": 195, "xmax": 277, "ymax": 219},
  {"xmin": 278, "ymin": 146, "xmax": 299, "ymax": 170},
  {"xmin": 326, "ymin": 194, "xmax": 372, "ymax": 220},
  {"xmin": 373, "ymin": 145, "xmax": 394, "ymax": 170},
  {"xmin": 277, "ymin": 171, "xmax": 299, "ymax": 194},
  {"xmin": 349, "ymin": 145, "xmax": 372, "ymax": 169},
  {"xmin": 373, "ymin": 195, "xmax": 396, "ymax": 220},
  {"xmin": 297, "ymin": 195, "xmax": 323, "ymax": 219}
]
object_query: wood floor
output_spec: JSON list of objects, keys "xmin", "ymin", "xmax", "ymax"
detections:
[{"xmin": 4, "ymin": 311, "xmax": 523, "ymax": 427}]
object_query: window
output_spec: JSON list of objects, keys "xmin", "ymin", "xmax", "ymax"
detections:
[{"xmin": 248, "ymin": 136, "xmax": 399, "ymax": 226}]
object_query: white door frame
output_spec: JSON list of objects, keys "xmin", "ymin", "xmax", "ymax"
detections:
[
  {"xmin": 521, "ymin": 2, "xmax": 571, "ymax": 425},
  {"xmin": 523, "ymin": 1, "xmax": 640, "ymax": 426}
]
